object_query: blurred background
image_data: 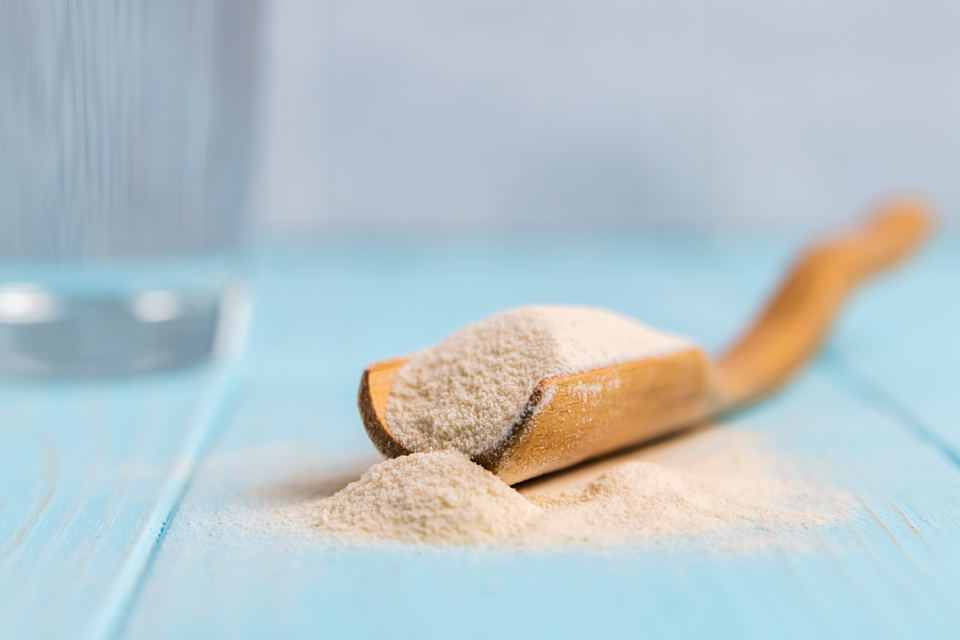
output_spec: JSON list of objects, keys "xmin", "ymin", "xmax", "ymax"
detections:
[
  {"xmin": 1, "ymin": 0, "xmax": 957, "ymax": 376},
  {"xmin": 3, "ymin": 4, "xmax": 960, "ymax": 636},
  {"xmin": 252, "ymin": 0, "xmax": 960, "ymax": 237}
]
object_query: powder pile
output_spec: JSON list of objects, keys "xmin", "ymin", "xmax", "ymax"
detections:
[
  {"xmin": 311, "ymin": 450, "xmax": 844, "ymax": 548},
  {"xmin": 387, "ymin": 305, "xmax": 691, "ymax": 455},
  {"xmin": 315, "ymin": 451, "xmax": 539, "ymax": 544}
]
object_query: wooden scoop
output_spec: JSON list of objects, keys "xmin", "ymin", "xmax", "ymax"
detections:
[{"xmin": 358, "ymin": 200, "xmax": 933, "ymax": 484}]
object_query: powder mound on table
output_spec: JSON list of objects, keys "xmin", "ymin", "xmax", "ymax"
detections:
[
  {"xmin": 387, "ymin": 305, "xmax": 691, "ymax": 456},
  {"xmin": 313, "ymin": 451, "xmax": 843, "ymax": 548},
  {"xmin": 521, "ymin": 462, "xmax": 836, "ymax": 546},
  {"xmin": 314, "ymin": 451, "xmax": 539, "ymax": 544}
]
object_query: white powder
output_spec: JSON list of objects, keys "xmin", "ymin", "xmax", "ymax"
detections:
[
  {"xmin": 315, "ymin": 451, "xmax": 540, "ymax": 544},
  {"xmin": 521, "ymin": 463, "xmax": 836, "ymax": 548},
  {"xmin": 310, "ymin": 449, "xmax": 846, "ymax": 549},
  {"xmin": 387, "ymin": 305, "xmax": 691, "ymax": 455}
]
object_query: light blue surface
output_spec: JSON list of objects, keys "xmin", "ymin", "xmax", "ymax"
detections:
[
  {"xmin": 2, "ymin": 231, "xmax": 958, "ymax": 639},
  {"xmin": 0, "ymin": 370, "xmax": 227, "ymax": 639}
]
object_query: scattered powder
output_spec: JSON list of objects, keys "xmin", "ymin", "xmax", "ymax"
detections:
[
  {"xmin": 520, "ymin": 463, "xmax": 835, "ymax": 548},
  {"xmin": 193, "ymin": 303, "xmax": 847, "ymax": 551},
  {"xmin": 387, "ymin": 305, "xmax": 691, "ymax": 455},
  {"xmin": 309, "ymin": 449, "xmax": 846, "ymax": 549}
]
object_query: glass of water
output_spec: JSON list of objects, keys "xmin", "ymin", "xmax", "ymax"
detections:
[{"xmin": 0, "ymin": 0, "xmax": 260, "ymax": 376}]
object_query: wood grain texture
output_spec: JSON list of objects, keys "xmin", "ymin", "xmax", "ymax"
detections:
[
  {"xmin": 0, "ymin": 368, "xmax": 236, "ymax": 640},
  {"xmin": 121, "ymin": 237, "xmax": 960, "ymax": 640},
  {"xmin": 129, "ymin": 366, "xmax": 960, "ymax": 640},
  {"xmin": 5, "ymin": 232, "xmax": 959, "ymax": 640},
  {"xmin": 477, "ymin": 348, "xmax": 716, "ymax": 483},
  {"xmin": 827, "ymin": 229, "xmax": 960, "ymax": 456}
]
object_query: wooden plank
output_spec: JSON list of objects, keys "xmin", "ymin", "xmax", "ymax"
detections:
[
  {"xmin": 826, "ymin": 232, "xmax": 960, "ymax": 457},
  {"xmin": 120, "ymin": 364, "xmax": 960, "ymax": 639},
  {"xmin": 714, "ymin": 228, "xmax": 960, "ymax": 453},
  {"xmin": 0, "ymin": 366, "xmax": 240, "ymax": 640},
  {"xmin": 117, "ymin": 237, "xmax": 960, "ymax": 639}
]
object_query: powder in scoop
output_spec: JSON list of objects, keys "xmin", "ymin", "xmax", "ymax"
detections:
[
  {"xmin": 312, "ymin": 450, "xmax": 845, "ymax": 548},
  {"xmin": 387, "ymin": 305, "xmax": 691, "ymax": 455}
]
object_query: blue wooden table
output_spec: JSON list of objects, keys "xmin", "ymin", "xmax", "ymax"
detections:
[{"xmin": 3, "ymin": 229, "xmax": 959, "ymax": 640}]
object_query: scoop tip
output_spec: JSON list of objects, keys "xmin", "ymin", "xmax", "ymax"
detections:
[{"xmin": 358, "ymin": 358, "xmax": 412, "ymax": 459}]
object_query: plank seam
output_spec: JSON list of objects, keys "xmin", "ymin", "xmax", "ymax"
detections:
[
  {"xmin": 81, "ymin": 363, "xmax": 244, "ymax": 640},
  {"xmin": 827, "ymin": 349, "xmax": 960, "ymax": 471}
]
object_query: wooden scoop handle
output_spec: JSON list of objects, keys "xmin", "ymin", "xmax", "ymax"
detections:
[{"xmin": 715, "ymin": 199, "xmax": 933, "ymax": 408}]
